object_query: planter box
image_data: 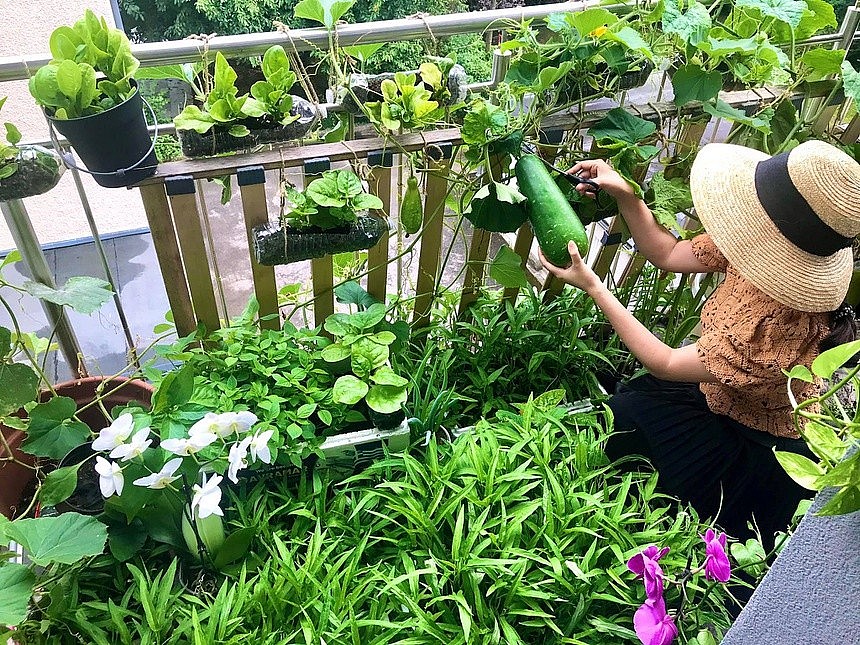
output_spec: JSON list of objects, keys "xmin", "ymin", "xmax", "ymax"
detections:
[
  {"xmin": 178, "ymin": 96, "xmax": 317, "ymax": 158},
  {"xmin": 721, "ymin": 485, "xmax": 860, "ymax": 644},
  {"xmin": 253, "ymin": 213, "xmax": 389, "ymax": 265}
]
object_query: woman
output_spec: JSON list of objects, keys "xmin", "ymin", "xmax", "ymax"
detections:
[{"xmin": 540, "ymin": 140, "xmax": 860, "ymax": 548}]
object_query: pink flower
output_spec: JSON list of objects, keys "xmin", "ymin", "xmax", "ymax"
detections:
[
  {"xmin": 627, "ymin": 545, "xmax": 669, "ymax": 603},
  {"xmin": 634, "ymin": 596, "xmax": 678, "ymax": 645},
  {"xmin": 702, "ymin": 529, "xmax": 731, "ymax": 583}
]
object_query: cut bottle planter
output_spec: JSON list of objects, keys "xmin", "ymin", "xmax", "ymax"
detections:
[
  {"xmin": 253, "ymin": 213, "xmax": 389, "ymax": 265},
  {"xmin": 340, "ymin": 64, "xmax": 468, "ymax": 115},
  {"xmin": 177, "ymin": 96, "xmax": 317, "ymax": 158},
  {"xmin": 558, "ymin": 61, "xmax": 654, "ymax": 103},
  {"xmin": 0, "ymin": 146, "xmax": 64, "ymax": 201},
  {"xmin": 47, "ymin": 79, "xmax": 157, "ymax": 188}
]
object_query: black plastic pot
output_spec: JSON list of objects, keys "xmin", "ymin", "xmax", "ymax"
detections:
[
  {"xmin": 177, "ymin": 96, "xmax": 317, "ymax": 158},
  {"xmin": 47, "ymin": 79, "xmax": 157, "ymax": 188},
  {"xmin": 57, "ymin": 442, "xmax": 103, "ymax": 515},
  {"xmin": 253, "ymin": 213, "xmax": 389, "ymax": 265}
]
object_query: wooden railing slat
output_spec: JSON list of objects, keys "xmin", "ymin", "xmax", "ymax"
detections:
[
  {"xmin": 412, "ymin": 158, "xmax": 450, "ymax": 328},
  {"xmin": 366, "ymin": 164, "xmax": 392, "ymax": 303}
]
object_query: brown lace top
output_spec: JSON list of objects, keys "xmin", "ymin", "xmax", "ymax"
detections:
[{"xmin": 691, "ymin": 234, "xmax": 829, "ymax": 438}]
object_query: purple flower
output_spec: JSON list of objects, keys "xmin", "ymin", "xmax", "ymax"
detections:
[
  {"xmin": 627, "ymin": 545, "xmax": 670, "ymax": 603},
  {"xmin": 702, "ymin": 528, "xmax": 731, "ymax": 583},
  {"xmin": 634, "ymin": 596, "xmax": 678, "ymax": 645}
]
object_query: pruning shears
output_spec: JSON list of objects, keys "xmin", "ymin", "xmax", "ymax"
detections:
[{"xmin": 521, "ymin": 141, "xmax": 601, "ymax": 196}]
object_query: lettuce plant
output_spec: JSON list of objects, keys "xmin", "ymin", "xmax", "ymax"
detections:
[{"xmin": 282, "ymin": 168, "xmax": 383, "ymax": 230}]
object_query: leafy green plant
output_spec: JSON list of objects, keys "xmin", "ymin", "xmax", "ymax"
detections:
[
  {"xmin": 0, "ymin": 97, "xmax": 22, "ymax": 181},
  {"xmin": 779, "ymin": 340, "xmax": 860, "ymax": 516},
  {"xmin": 173, "ymin": 52, "xmax": 266, "ymax": 137},
  {"xmin": 28, "ymin": 10, "xmax": 140, "ymax": 119},
  {"xmin": 246, "ymin": 45, "xmax": 300, "ymax": 125},
  {"xmin": 281, "ymin": 168, "xmax": 383, "ymax": 230},
  {"xmin": 321, "ymin": 302, "xmax": 410, "ymax": 415},
  {"xmin": 364, "ymin": 66, "xmax": 448, "ymax": 131}
]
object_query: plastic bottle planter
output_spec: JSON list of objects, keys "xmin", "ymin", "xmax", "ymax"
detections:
[
  {"xmin": 177, "ymin": 96, "xmax": 317, "ymax": 159},
  {"xmin": 558, "ymin": 60, "xmax": 655, "ymax": 103},
  {"xmin": 253, "ymin": 212, "xmax": 389, "ymax": 265},
  {"xmin": 340, "ymin": 64, "xmax": 469, "ymax": 115},
  {"xmin": 0, "ymin": 146, "xmax": 64, "ymax": 202},
  {"xmin": 240, "ymin": 419, "xmax": 410, "ymax": 486},
  {"xmin": 47, "ymin": 79, "xmax": 157, "ymax": 188}
]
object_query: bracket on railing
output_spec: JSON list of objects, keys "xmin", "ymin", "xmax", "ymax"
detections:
[
  {"xmin": 305, "ymin": 157, "xmax": 331, "ymax": 175},
  {"xmin": 164, "ymin": 175, "xmax": 196, "ymax": 196},
  {"xmin": 538, "ymin": 129, "xmax": 565, "ymax": 146},
  {"xmin": 428, "ymin": 142, "xmax": 453, "ymax": 162},
  {"xmin": 367, "ymin": 150, "xmax": 394, "ymax": 168}
]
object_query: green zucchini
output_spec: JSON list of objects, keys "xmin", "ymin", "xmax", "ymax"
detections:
[
  {"xmin": 515, "ymin": 154, "xmax": 588, "ymax": 267},
  {"xmin": 400, "ymin": 175, "xmax": 423, "ymax": 235}
]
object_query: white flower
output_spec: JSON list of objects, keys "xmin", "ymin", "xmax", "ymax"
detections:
[
  {"xmin": 222, "ymin": 411, "xmax": 258, "ymax": 435},
  {"xmin": 161, "ymin": 431, "xmax": 218, "ymax": 456},
  {"xmin": 94, "ymin": 456, "xmax": 124, "ymax": 498},
  {"xmin": 109, "ymin": 428, "xmax": 153, "ymax": 462},
  {"xmin": 227, "ymin": 437, "xmax": 252, "ymax": 484},
  {"xmin": 92, "ymin": 413, "xmax": 135, "ymax": 451},
  {"xmin": 191, "ymin": 473, "xmax": 223, "ymax": 519},
  {"xmin": 248, "ymin": 429, "xmax": 274, "ymax": 465},
  {"xmin": 189, "ymin": 412, "xmax": 233, "ymax": 440},
  {"xmin": 132, "ymin": 457, "xmax": 183, "ymax": 489}
]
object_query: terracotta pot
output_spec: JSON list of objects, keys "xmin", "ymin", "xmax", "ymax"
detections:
[{"xmin": 0, "ymin": 376, "xmax": 154, "ymax": 519}]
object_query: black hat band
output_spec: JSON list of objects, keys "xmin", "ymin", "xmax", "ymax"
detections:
[{"xmin": 753, "ymin": 152, "xmax": 853, "ymax": 257}]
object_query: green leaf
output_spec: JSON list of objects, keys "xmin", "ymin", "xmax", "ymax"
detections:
[
  {"xmin": 816, "ymin": 451, "xmax": 860, "ymax": 488},
  {"xmin": 0, "ymin": 326, "xmax": 11, "ymax": 359},
  {"xmin": 799, "ymin": 49, "xmax": 845, "ymax": 81},
  {"xmin": 4, "ymin": 122, "xmax": 21, "ymax": 146},
  {"xmin": 671, "ymin": 63, "xmax": 721, "ymax": 106},
  {"xmin": 785, "ymin": 364, "xmax": 814, "ymax": 383},
  {"xmin": 730, "ymin": 538, "xmax": 767, "ymax": 568},
  {"xmin": 343, "ymin": 43, "xmax": 384, "ymax": 63},
  {"xmin": 461, "ymin": 101, "xmax": 507, "ymax": 146},
  {"xmin": 0, "ymin": 563, "xmax": 35, "ymax": 626},
  {"xmin": 366, "ymin": 383, "xmax": 407, "ymax": 414},
  {"xmin": 23, "ymin": 276, "xmax": 112, "ymax": 315},
  {"xmin": 647, "ymin": 171, "xmax": 694, "ymax": 237},
  {"xmin": 0, "ymin": 362, "xmax": 39, "ymax": 416},
  {"xmin": 352, "ymin": 192, "xmax": 384, "ymax": 211},
  {"xmin": 703, "ymin": 100, "xmax": 773, "ymax": 134},
  {"xmin": 568, "ymin": 8, "xmax": 617, "ymax": 35},
  {"xmin": 293, "ymin": 0, "xmax": 355, "ymax": 29},
  {"xmin": 463, "ymin": 182, "xmax": 529, "ymax": 233},
  {"xmin": 801, "ymin": 421, "xmax": 846, "ymax": 463},
  {"xmin": 321, "ymin": 343, "xmax": 351, "ymax": 363},
  {"xmin": 39, "ymin": 463, "xmax": 81, "ymax": 506},
  {"xmin": 817, "ymin": 485, "xmax": 860, "ymax": 516},
  {"xmin": 774, "ymin": 450, "xmax": 824, "ymax": 490},
  {"xmin": 588, "ymin": 107, "xmax": 656, "ymax": 145},
  {"xmin": 772, "ymin": 0, "xmax": 837, "ymax": 42},
  {"xmin": 662, "ymin": 0, "xmax": 712, "ymax": 46},
  {"xmin": 841, "ymin": 60, "xmax": 860, "ymax": 108},
  {"xmin": 370, "ymin": 366, "xmax": 408, "ymax": 387},
  {"xmin": 334, "ymin": 281, "xmax": 379, "ymax": 308},
  {"xmin": 489, "ymin": 246, "xmax": 528, "ymax": 289},
  {"xmin": 5, "ymin": 513, "xmax": 107, "ymax": 565},
  {"xmin": 21, "ymin": 397, "xmax": 91, "ymax": 459},
  {"xmin": 108, "ymin": 520, "xmax": 147, "ymax": 562},
  {"xmin": 736, "ymin": 0, "xmax": 807, "ymax": 29},
  {"xmin": 332, "ymin": 375, "xmax": 368, "ymax": 405},
  {"xmin": 605, "ymin": 26, "xmax": 653, "ymax": 60},
  {"xmin": 213, "ymin": 527, "xmax": 256, "ymax": 568},
  {"xmin": 811, "ymin": 339, "xmax": 860, "ymax": 378}
]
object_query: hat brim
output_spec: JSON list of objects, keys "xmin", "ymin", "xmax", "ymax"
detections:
[{"xmin": 690, "ymin": 143, "xmax": 851, "ymax": 313}]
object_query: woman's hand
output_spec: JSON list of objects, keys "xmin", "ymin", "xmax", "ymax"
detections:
[
  {"xmin": 569, "ymin": 159, "xmax": 635, "ymax": 201},
  {"xmin": 539, "ymin": 241, "xmax": 601, "ymax": 294}
]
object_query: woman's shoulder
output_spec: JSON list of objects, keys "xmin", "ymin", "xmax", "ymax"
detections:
[{"xmin": 690, "ymin": 233, "xmax": 728, "ymax": 271}]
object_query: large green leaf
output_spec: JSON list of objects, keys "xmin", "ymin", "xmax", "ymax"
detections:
[
  {"xmin": 588, "ymin": 107, "xmax": 656, "ymax": 145},
  {"xmin": 39, "ymin": 463, "xmax": 81, "ymax": 506},
  {"xmin": 0, "ymin": 362, "xmax": 39, "ymax": 416},
  {"xmin": 20, "ymin": 396, "xmax": 90, "ymax": 459},
  {"xmin": 463, "ymin": 182, "xmax": 529, "ymax": 233},
  {"xmin": 662, "ymin": 0, "xmax": 712, "ymax": 45},
  {"xmin": 605, "ymin": 26, "xmax": 653, "ymax": 60},
  {"xmin": 0, "ymin": 563, "xmax": 35, "ymax": 626},
  {"xmin": 736, "ymin": 0, "xmax": 808, "ymax": 29},
  {"xmin": 817, "ymin": 485, "xmax": 860, "ymax": 516},
  {"xmin": 771, "ymin": 0, "xmax": 837, "ymax": 42},
  {"xmin": 841, "ymin": 60, "xmax": 860, "ymax": 108},
  {"xmin": 108, "ymin": 520, "xmax": 147, "ymax": 562},
  {"xmin": 702, "ymin": 100, "xmax": 773, "ymax": 134},
  {"xmin": 567, "ymin": 8, "xmax": 618, "ymax": 36},
  {"xmin": 774, "ymin": 450, "xmax": 824, "ymax": 490},
  {"xmin": 671, "ymin": 63, "xmax": 721, "ymax": 106},
  {"xmin": 293, "ymin": 0, "xmax": 355, "ymax": 29},
  {"xmin": 366, "ymin": 383, "xmax": 408, "ymax": 414},
  {"xmin": 811, "ymin": 339, "xmax": 860, "ymax": 378},
  {"xmin": 799, "ymin": 49, "xmax": 845, "ymax": 81},
  {"xmin": 23, "ymin": 276, "xmax": 112, "ymax": 315},
  {"xmin": 5, "ymin": 513, "xmax": 107, "ymax": 565},
  {"xmin": 332, "ymin": 375, "xmax": 368, "ymax": 405},
  {"xmin": 489, "ymin": 246, "xmax": 529, "ymax": 289}
]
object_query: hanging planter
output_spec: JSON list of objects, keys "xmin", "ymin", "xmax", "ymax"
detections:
[
  {"xmin": 557, "ymin": 60, "xmax": 654, "ymax": 103},
  {"xmin": 177, "ymin": 95, "xmax": 317, "ymax": 158},
  {"xmin": 340, "ymin": 61, "xmax": 468, "ymax": 115},
  {"xmin": 253, "ymin": 212, "xmax": 389, "ymax": 265},
  {"xmin": 0, "ymin": 145, "xmax": 64, "ymax": 201}
]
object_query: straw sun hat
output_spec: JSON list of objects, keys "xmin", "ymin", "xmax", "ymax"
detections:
[{"xmin": 690, "ymin": 140, "xmax": 860, "ymax": 313}]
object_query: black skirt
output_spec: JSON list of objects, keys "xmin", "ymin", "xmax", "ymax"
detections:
[{"xmin": 605, "ymin": 374, "xmax": 814, "ymax": 549}]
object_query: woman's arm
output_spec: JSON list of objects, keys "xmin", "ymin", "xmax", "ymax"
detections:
[
  {"xmin": 542, "ymin": 242, "xmax": 718, "ymax": 383},
  {"xmin": 569, "ymin": 160, "xmax": 712, "ymax": 274}
]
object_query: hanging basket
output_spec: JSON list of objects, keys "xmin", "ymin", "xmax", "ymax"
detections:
[
  {"xmin": 0, "ymin": 145, "xmax": 64, "ymax": 202},
  {"xmin": 558, "ymin": 60, "xmax": 654, "ymax": 104},
  {"xmin": 177, "ymin": 96, "xmax": 317, "ymax": 158},
  {"xmin": 340, "ymin": 64, "xmax": 468, "ymax": 115},
  {"xmin": 47, "ymin": 79, "xmax": 157, "ymax": 188},
  {"xmin": 253, "ymin": 212, "xmax": 389, "ymax": 265}
]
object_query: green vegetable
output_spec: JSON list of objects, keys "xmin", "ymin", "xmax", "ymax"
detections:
[
  {"xmin": 400, "ymin": 175, "xmax": 423, "ymax": 234},
  {"xmin": 515, "ymin": 154, "xmax": 588, "ymax": 267}
]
